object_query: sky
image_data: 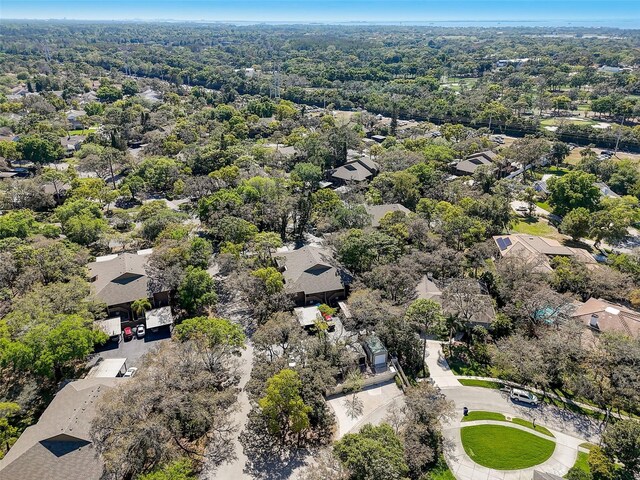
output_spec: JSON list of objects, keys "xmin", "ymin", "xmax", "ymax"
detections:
[{"xmin": 1, "ymin": 0, "xmax": 639, "ymax": 27}]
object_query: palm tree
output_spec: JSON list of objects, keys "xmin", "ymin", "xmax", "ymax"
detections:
[
  {"xmin": 131, "ymin": 298, "xmax": 152, "ymax": 320},
  {"xmin": 443, "ymin": 313, "xmax": 464, "ymax": 351}
]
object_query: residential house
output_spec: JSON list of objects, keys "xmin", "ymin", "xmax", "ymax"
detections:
[
  {"xmin": 87, "ymin": 251, "xmax": 169, "ymax": 321},
  {"xmin": 536, "ymin": 179, "xmax": 620, "ymax": 199},
  {"xmin": 594, "ymin": 182, "xmax": 620, "ymax": 199},
  {"xmin": 415, "ymin": 276, "xmax": 496, "ymax": 327},
  {"xmin": 453, "ymin": 150, "xmax": 497, "ymax": 176},
  {"xmin": 264, "ymin": 143, "xmax": 298, "ymax": 161},
  {"xmin": 0, "ymin": 171, "xmax": 19, "ymax": 180},
  {"xmin": 493, "ymin": 234, "xmax": 596, "ymax": 273},
  {"xmin": 364, "ymin": 203, "xmax": 411, "ymax": 227},
  {"xmin": 78, "ymin": 91, "xmax": 98, "ymax": 104},
  {"xmin": 0, "ymin": 378, "xmax": 122, "ymax": 480},
  {"xmin": 274, "ymin": 245, "xmax": 350, "ymax": 306},
  {"xmin": 60, "ymin": 135, "xmax": 86, "ymax": 157},
  {"xmin": 66, "ymin": 110, "xmax": 86, "ymax": 130},
  {"xmin": 139, "ymin": 88, "xmax": 162, "ymax": 103},
  {"xmin": 42, "ymin": 181, "xmax": 72, "ymax": 202},
  {"xmin": 571, "ymin": 298, "xmax": 640, "ymax": 338},
  {"xmin": 327, "ymin": 158, "xmax": 379, "ymax": 185}
]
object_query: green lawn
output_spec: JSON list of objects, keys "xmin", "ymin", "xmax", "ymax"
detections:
[
  {"xmin": 461, "ymin": 411, "xmax": 506, "ymax": 422},
  {"xmin": 540, "ymin": 117, "xmax": 596, "ymax": 127},
  {"xmin": 535, "ymin": 201, "xmax": 552, "ymax": 212},
  {"xmin": 461, "ymin": 425, "xmax": 556, "ymax": 470},
  {"xmin": 579, "ymin": 442, "xmax": 597, "ymax": 451},
  {"xmin": 457, "ymin": 379, "xmax": 502, "ymax": 389},
  {"xmin": 565, "ymin": 451, "xmax": 590, "ymax": 478},
  {"xmin": 447, "ymin": 357, "xmax": 490, "ymax": 376},
  {"xmin": 68, "ymin": 128, "xmax": 94, "ymax": 135},
  {"xmin": 460, "ymin": 411, "xmax": 554, "ymax": 437},
  {"xmin": 541, "ymin": 166, "xmax": 570, "ymax": 176},
  {"xmin": 428, "ymin": 461, "xmax": 456, "ymax": 480},
  {"xmin": 511, "ymin": 418, "xmax": 554, "ymax": 437},
  {"xmin": 512, "ymin": 219, "xmax": 557, "ymax": 237}
]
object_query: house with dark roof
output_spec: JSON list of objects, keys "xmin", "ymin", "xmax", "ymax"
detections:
[
  {"xmin": 87, "ymin": 251, "xmax": 169, "ymax": 321},
  {"xmin": 327, "ymin": 158, "xmax": 379, "ymax": 185},
  {"xmin": 0, "ymin": 378, "xmax": 122, "ymax": 480},
  {"xmin": 571, "ymin": 298, "xmax": 640, "ymax": 338},
  {"xmin": 364, "ymin": 203, "xmax": 411, "ymax": 227},
  {"xmin": 274, "ymin": 245, "xmax": 351, "ymax": 306},
  {"xmin": 453, "ymin": 150, "xmax": 497, "ymax": 176}
]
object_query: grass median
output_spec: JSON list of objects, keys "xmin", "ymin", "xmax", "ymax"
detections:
[{"xmin": 461, "ymin": 425, "xmax": 556, "ymax": 470}]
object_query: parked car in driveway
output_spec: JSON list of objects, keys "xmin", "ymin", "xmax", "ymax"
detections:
[
  {"xmin": 123, "ymin": 326, "xmax": 133, "ymax": 341},
  {"xmin": 136, "ymin": 324, "xmax": 145, "ymax": 338},
  {"xmin": 510, "ymin": 388, "xmax": 539, "ymax": 405},
  {"xmin": 123, "ymin": 367, "xmax": 137, "ymax": 377}
]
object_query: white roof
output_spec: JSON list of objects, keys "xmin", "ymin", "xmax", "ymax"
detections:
[
  {"xmin": 87, "ymin": 358, "xmax": 127, "ymax": 378},
  {"xmin": 96, "ymin": 317, "xmax": 121, "ymax": 337},
  {"xmin": 294, "ymin": 306, "xmax": 321, "ymax": 327},
  {"xmin": 145, "ymin": 306, "xmax": 173, "ymax": 329}
]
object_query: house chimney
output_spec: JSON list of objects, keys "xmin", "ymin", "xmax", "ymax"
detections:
[{"xmin": 589, "ymin": 314, "xmax": 599, "ymax": 329}]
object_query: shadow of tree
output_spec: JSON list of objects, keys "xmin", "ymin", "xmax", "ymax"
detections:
[{"xmin": 239, "ymin": 415, "xmax": 310, "ymax": 480}]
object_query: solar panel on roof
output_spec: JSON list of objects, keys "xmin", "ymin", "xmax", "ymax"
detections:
[
  {"xmin": 496, "ymin": 238, "xmax": 507, "ymax": 250},
  {"xmin": 504, "ymin": 237, "xmax": 512, "ymax": 247}
]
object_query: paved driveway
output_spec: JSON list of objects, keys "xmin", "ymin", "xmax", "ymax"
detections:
[
  {"xmin": 327, "ymin": 380, "xmax": 404, "ymax": 439},
  {"xmin": 93, "ymin": 328, "xmax": 171, "ymax": 369}
]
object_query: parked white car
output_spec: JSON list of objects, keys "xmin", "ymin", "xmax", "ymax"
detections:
[
  {"xmin": 123, "ymin": 367, "xmax": 138, "ymax": 378},
  {"xmin": 136, "ymin": 324, "xmax": 145, "ymax": 338},
  {"xmin": 510, "ymin": 388, "xmax": 538, "ymax": 405}
]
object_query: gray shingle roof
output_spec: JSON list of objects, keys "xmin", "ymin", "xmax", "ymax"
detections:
[
  {"xmin": 364, "ymin": 203, "xmax": 411, "ymax": 227},
  {"xmin": 329, "ymin": 158, "xmax": 379, "ymax": 182},
  {"xmin": 275, "ymin": 246, "xmax": 348, "ymax": 296},
  {"xmin": 87, "ymin": 253, "xmax": 156, "ymax": 307},
  {"xmin": 0, "ymin": 378, "xmax": 121, "ymax": 480},
  {"xmin": 455, "ymin": 156, "xmax": 493, "ymax": 174}
]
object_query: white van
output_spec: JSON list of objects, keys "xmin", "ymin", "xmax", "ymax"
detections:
[{"xmin": 510, "ymin": 388, "xmax": 539, "ymax": 405}]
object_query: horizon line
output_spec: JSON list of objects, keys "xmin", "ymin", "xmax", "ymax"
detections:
[{"xmin": 2, "ymin": 17, "xmax": 640, "ymax": 27}]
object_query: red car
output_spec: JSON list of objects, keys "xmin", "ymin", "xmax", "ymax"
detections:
[{"xmin": 123, "ymin": 326, "xmax": 133, "ymax": 341}]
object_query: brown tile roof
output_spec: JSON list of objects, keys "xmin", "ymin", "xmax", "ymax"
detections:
[
  {"xmin": 571, "ymin": 298, "xmax": 640, "ymax": 338},
  {"xmin": 0, "ymin": 378, "xmax": 122, "ymax": 480}
]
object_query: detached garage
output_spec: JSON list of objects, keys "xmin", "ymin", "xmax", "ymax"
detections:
[
  {"xmin": 145, "ymin": 306, "xmax": 174, "ymax": 331},
  {"xmin": 87, "ymin": 358, "xmax": 127, "ymax": 378},
  {"xmin": 95, "ymin": 317, "xmax": 122, "ymax": 341},
  {"xmin": 363, "ymin": 335, "xmax": 388, "ymax": 372}
]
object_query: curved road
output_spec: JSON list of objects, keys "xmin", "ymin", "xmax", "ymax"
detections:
[{"xmin": 425, "ymin": 341, "xmax": 601, "ymax": 480}]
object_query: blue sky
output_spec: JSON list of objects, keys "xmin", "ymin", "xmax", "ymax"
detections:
[{"xmin": 1, "ymin": 0, "xmax": 639, "ymax": 25}]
